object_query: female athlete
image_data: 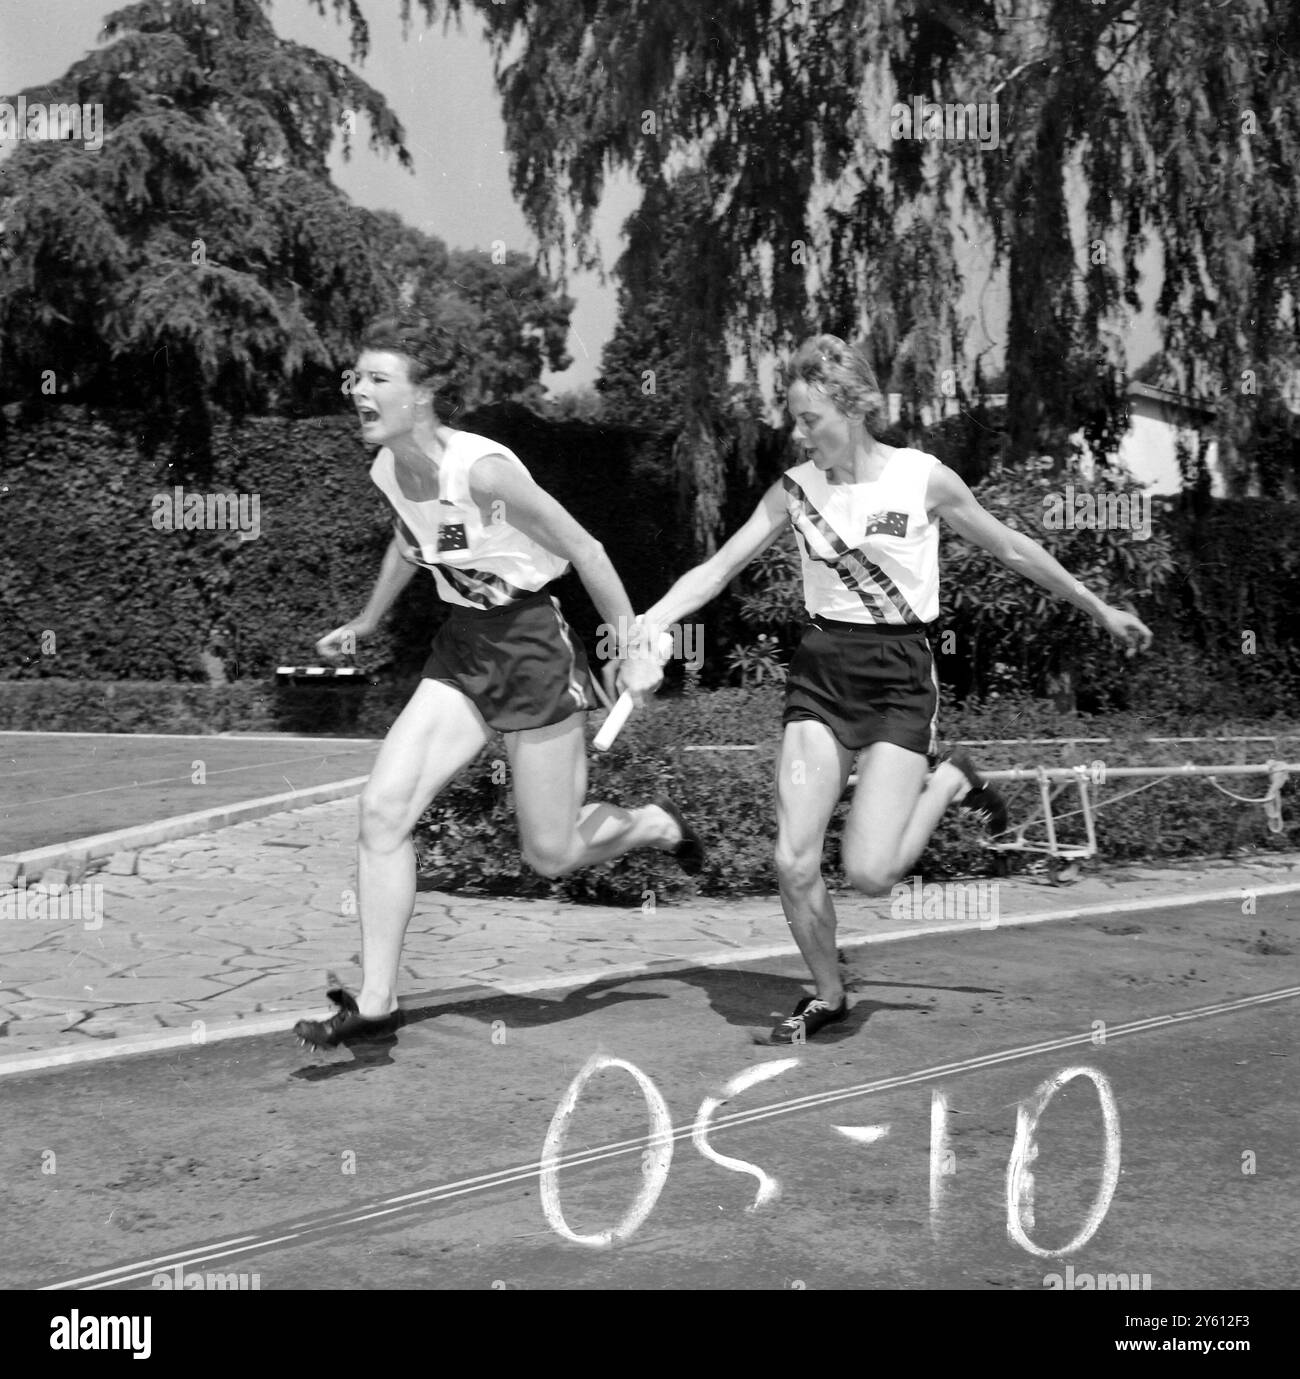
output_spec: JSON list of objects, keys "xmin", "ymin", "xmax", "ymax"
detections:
[
  {"xmin": 634, "ymin": 335, "xmax": 1152, "ymax": 1044},
  {"xmin": 294, "ymin": 316, "xmax": 701, "ymax": 1049}
]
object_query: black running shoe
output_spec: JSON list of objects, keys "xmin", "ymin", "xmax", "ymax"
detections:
[
  {"xmin": 770, "ymin": 994, "xmax": 849, "ymax": 1044},
  {"xmin": 938, "ymin": 746, "xmax": 1009, "ymax": 836},
  {"xmin": 294, "ymin": 986, "xmax": 405, "ymax": 1050},
  {"xmin": 653, "ymin": 795, "xmax": 705, "ymax": 875}
]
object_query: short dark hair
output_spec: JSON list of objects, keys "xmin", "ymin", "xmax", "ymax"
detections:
[
  {"xmin": 358, "ymin": 313, "xmax": 466, "ymax": 417},
  {"xmin": 358, "ymin": 313, "xmax": 446, "ymax": 387}
]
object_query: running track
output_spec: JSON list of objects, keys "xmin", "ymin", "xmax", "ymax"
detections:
[
  {"xmin": 0, "ymin": 732, "xmax": 379, "ymax": 855},
  {"xmin": 6, "ymin": 892, "xmax": 1296, "ymax": 1293}
]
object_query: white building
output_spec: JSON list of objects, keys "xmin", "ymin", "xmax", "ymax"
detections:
[
  {"xmin": 887, "ymin": 382, "xmax": 1228, "ymax": 496},
  {"xmin": 1079, "ymin": 382, "xmax": 1222, "ymax": 497}
]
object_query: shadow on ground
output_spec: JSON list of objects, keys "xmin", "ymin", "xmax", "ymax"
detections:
[{"xmin": 290, "ymin": 959, "xmax": 1004, "ymax": 1077}]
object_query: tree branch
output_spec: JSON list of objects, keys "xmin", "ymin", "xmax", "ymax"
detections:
[{"xmin": 910, "ymin": 0, "xmax": 998, "ymax": 53}]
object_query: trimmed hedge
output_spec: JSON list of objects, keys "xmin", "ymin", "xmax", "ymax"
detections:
[
  {"xmin": 7, "ymin": 400, "xmax": 1300, "ymax": 716},
  {"xmin": 0, "ymin": 675, "xmax": 421, "ymax": 737},
  {"xmin": 1157, "ymin": 497, "xmax": 1300, "ymax": 714},
  {"xmin": 0, "ymin": 402, "xmax": 684, "ymax": 684}
]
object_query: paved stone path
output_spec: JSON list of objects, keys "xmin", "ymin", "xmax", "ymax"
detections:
[{"xmin": 2, "ymin": 794, "xmax": 1297, "ymax": 1065}]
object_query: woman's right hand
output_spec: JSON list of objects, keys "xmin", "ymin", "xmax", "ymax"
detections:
[
  {"xmin": 316, "ymin": 621, "xmax": 370, "ymax": 662},
  {"xmin": 615, "ymin": 653, "xmax": 665, "ymax": 704}
]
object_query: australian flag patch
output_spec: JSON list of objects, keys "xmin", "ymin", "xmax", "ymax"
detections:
[
  {"xmin": 437, "ymin": 522, "xmax": 469, "ymax": 553},
  {"xmin": 862, "ymin": 510, "xmax": 908, "ymax": 539}
]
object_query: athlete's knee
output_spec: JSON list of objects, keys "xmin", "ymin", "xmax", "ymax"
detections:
[
  {"xmin": 521, "ymin": 839, "xmax": 573, "ymax": 879},
  {"xmin": 843, "ymin": 856, "xmax": 901, "ymax": 897},
  {"xmin": 358, "ymin": 787, "xmax": 412, "ymax": 848},
  {"xmin": 775, "ymin": 840, "xmax": 822, "ymax": 893}
]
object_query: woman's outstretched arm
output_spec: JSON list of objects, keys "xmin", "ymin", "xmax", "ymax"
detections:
[{"xmin": 928, "ymin": 465, "xmax": 1153, "ymax": 655}]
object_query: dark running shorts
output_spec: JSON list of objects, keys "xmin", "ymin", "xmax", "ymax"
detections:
[
  {"xmin": 782, "ymin": 616, "xmax": 939, "ymax": 756},
  {"xmin": 422, "ymin": 589, "xmax": 595, "ymax": 732}
]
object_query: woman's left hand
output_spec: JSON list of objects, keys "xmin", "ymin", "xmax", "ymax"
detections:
[{"xmin": 1098, "ymin": 606, "xmax": 1153, "ymax": 657}]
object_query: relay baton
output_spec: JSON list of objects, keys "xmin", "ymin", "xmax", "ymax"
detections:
[{"xmin": 593, "ymin": 630, "xmax": 674, "ymax": 752}]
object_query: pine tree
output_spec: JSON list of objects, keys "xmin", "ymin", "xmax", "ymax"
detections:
[{"xmin": 0, "ymin": 0, "xmax": 573, "ymax": 436}]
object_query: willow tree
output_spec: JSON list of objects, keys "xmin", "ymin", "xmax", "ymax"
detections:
[
  {"xmin": 596, "ymin": 168, "xmax": 765, "ymax": 544},
  {"xmin": 356, "ymin": 0, "xmax": 1300, "ymax": 544}
]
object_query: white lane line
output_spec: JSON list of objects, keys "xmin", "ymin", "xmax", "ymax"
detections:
[
  {"xmin": 0, "ymin": 1014, "xmax": 312, "ymax": 1077},
  {"xmin": 0, "ymin": 777, "xmax": 368, "ymax": 880},
  {"xmin": 41, "ymin": 983, "xmax": 1300, "ymax": 1290},
  {"xmin": 4, "ymin": 882, "xmax": 1297, "ymax": 1079}
]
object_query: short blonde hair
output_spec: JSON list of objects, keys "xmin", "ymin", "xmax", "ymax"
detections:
[{"xmin": 789, "ymin": 334, "xmax": 886, "ymax": 430}]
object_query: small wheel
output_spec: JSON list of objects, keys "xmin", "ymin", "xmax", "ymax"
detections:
[{"xmin": 1049, "ymin": 859, "xmax": 1081, "ymax": 885}]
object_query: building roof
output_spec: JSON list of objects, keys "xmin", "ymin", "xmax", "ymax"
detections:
[{"xmin": 1127, "ymin": 380, "xmax": 1216, "ymax": 417}]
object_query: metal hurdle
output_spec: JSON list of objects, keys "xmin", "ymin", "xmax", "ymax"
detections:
[
  {"xmin": 976, "ymin": 761, "xmax": 1297, "ymax": 882},
  {"xmin": 686, "ymin": 738, "xmax": 1298, "ymax": 885}
]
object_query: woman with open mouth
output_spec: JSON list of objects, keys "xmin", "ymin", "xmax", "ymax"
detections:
[{"xmin": 294, "ymin": 314, "xmax": 701, "ymax": 1049}]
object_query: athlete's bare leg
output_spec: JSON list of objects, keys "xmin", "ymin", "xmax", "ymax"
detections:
[
  {"xmin": 353, "ymin": 679, "xmax": 492, "ymax": 1017},
  {"xmin": 774, "ymin": 720, "xmax": 856, "ymax": 1007},
  {"xmin": 506, "ymin": 712, "xmax": 681, "ymax": 876},
  {"xmin": 839, "ymin": 742, "xmax": 962, "ymax": 896}
]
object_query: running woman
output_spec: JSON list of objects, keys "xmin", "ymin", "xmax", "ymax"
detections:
[
  {"xmin": 294, "ymin": 315, "xmax": 702, "ymax": 1049},
  {"xmin": 634, "ymin": 334, "xmax": 1153, "ymax": 1045}
]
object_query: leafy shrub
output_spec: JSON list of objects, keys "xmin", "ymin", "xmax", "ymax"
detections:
[
  {"xmin": 414, "ymin": 687, "xmax": 786, "ymax": 902},
  {"xmin": 936, "ymin": 469, "xmax": 1176, "ymax": 708},
  {"xmin": 413, "ymin": 687, "xmax": 1300, "ymax": 903},
  {"xmin": 725, "ymin": 634, "xmax": 788, "ymax": 687}
]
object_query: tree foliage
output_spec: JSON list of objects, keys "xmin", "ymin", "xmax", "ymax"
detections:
[
  {"xmin": 361, "ymin": 210, "xmax": 574, "ymax": 414},
  {"xmin": 0, "ymin": 0, "xmax": 404, "ymax": 425},
  {"xmin": 391, "ymin": 0, "xmax": 1300, "ymax": 523},
  {"xmin": 596, "ymin": 174, "xmax": 704, "ymax": 437},
  {"xmin": 935, "ymin": 467, "xmax": 1177, "ymax": 709},
  {"xmin": 594, "ymin": 169, "xmax": 761, "ymax": 550},
  {"xmin": 0, "ymin": 0, "xmax": 571, "ymax": 438}
]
